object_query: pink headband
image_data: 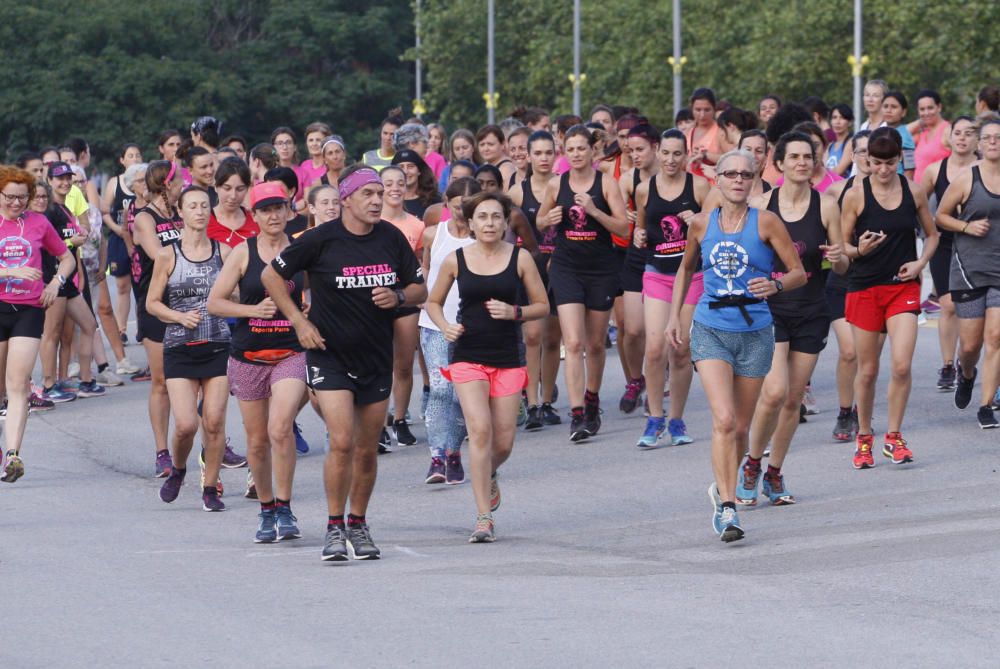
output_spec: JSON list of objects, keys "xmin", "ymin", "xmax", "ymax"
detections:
[
  {"xmin": 165, "ymin": 161, "xmax": 177, "ymax": 183},
  {"xmin": 339, "ymin": 168, "xmax": 382, "ymax": 201}
]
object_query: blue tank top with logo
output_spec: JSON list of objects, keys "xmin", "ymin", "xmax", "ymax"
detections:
[{"xmin": 693, "ymin": 208, "xmax": 775, "ymax": 332}]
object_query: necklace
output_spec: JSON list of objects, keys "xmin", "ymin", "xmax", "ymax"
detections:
[{"xmin": 720, "ymin": 206, "xmax": 749, "ymax": 234}]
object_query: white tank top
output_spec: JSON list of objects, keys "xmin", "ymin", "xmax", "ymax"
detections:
[{"xmin": 419, "ymin": 220, "xmax": 475, "ymax": 331}]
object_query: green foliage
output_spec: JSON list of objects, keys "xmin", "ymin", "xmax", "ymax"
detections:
[
  {"xmin": 0, "ymin": 0, "xmax": 414, "ymax": 170},
  {"xmin": 416, "ymin": 0, "xmax": 1000, "ymax": 132}
]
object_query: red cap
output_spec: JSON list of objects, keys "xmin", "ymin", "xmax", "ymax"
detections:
[{"xmin": 250, "ymin": 182, "xmax": 288, "ymax": 210}]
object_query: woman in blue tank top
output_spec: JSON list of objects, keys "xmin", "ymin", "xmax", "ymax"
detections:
[{"xmin": 666, "ymin": 149, "xmax": 806, "ymax": 544}]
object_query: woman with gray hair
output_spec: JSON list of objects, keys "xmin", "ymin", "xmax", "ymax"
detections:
[
  {"xmin": 666, "ymin": 148, "xmax": 805, "ymax": 544},
  {"xmin": 394, "ymin": 121, "xmax": 447, "ymax": 180}
]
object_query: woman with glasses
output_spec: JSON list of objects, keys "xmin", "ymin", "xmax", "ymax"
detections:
[
  {"xmin": 0, "ymin": 166, "xmax": 76, "ymax": 483},
  {"xmin": 666, "ymin": 149, "xmax": 805, "ymax": 542}
]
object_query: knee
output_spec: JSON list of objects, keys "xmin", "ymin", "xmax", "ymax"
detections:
[
  {"xmin": 523, "ymin": 329, "xmax": 542, "ymax": 348},
  {"xmin": 465, "ymin": 421, "xmax": 492, "ymax": 444},
  {"xmin": 624, "ymin": 320, "xmax": 644, "ymax": 340},
  {"xmin": 760, "ymin": 385, "xmax": 787, "ymax": 411},
  {"xmin": 712, "ymin": 410, "xmax": 737, "ymax": 436},
  {"xmin": 890, "ymin": 362, "xmax": 911, "ymax": 383},
  {"xmin": 839, "ymin": 345, "xmax": 857, "ymax": 366},
  {"xmin": 327, "ymin": 433, "xmax": 353, "ymax": 456},
  {"xmin": 668, "ymin": 342, "xmax": 691, "ymax": 365},
  {"xmin": 267, "ymin": 419, "xmax": 294, "ymax": 448},
  {"xmin": 173, "ymin": 420, "xmax": 199, "ymax": 442},
  {"xmin": 247, "ymin": 437, "xmax": 271, "ymax": 458},
  {"xmin": 201, "ymin": 413, "xmax": 226, "ymax": 438},
  {"xmin": 646, "ymin": 337, "xmax": 665, "ymax": 363},
  {"xmin": 584, "ymin": 334, "xmax": 606, "ymax": 356},
  {"xmin": 563, "ymin": 336, "xmax": 585, "ymax": 356}
]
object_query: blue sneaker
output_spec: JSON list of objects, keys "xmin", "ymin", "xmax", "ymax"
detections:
[
  {"xmin": 293, "ymin": 422, "xmax": 309, "ymax": 455},
  {"xmin": 762, "ymin": 472, "xmax": 795, "ymax": 505},
  {"xmin": 275, "ymin": 506, "xmax": 301, "ymax": 540},
  {"xmin": 255, "ymin": 509, "xmax": 278, "ymax": 543},
  {"xmin": 718, "ymin": 507, "xmax": 745, "ymax": 543},
  {"xmin": 76, "ymin": 380, "xmax": 107, "ymax": 398},
  {"xmin": 708, "ymin": 483, "xmax": 724, "ymax": 534},
  {"xmin": 636, "ymin": 416, "xmax": 666, "ymax": 448},
  {"xmin": 667, "ymin": 418, "xmax": 693, "ymax": 445},
  {"xmin": 43, "ymin": 386, "xmax": 76, "ymax": 403},
  {"xmin": 736, "ymin": 459, "xmax": 761, "ymax": 506},
  {"xmin": 56, "ymin": 378, "xmax": 80, "ymax": 392}
]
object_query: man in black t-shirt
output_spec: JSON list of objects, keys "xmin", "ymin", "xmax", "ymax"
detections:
[{"xmin": 263, "ymin": 164, "xmax": 426, "ymax": 562}]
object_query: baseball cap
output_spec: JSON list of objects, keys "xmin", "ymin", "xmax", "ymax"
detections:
[
  {"xmin": 47, "ymin": 161, "xmax": 73, "ymax": 178},
  {"xmin": 250, "ymin": 182, "xmax": 288, "ymax": 210}
]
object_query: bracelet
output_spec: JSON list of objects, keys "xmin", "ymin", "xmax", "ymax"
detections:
[
  {"xmin": 514, "ymin": 305, "xmax": 523, "ymax": 321},
  {"xmin": 962, "ymin": 223, "xmax": 970, "ymax": 234},
  {"xmin": 393, "ymin": 287, "xmax": 406, "ymax": 307},
  {"xmin": 56, "ymin": 274, "xmax": 66, "ymax": 287}
]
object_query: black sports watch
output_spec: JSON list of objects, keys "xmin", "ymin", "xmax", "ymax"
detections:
[
  {"xmin": 773, "ymin": 279, "xmax": 784, "ymax": 294},
  {"xmin": 393, "ymin": 287, "xmax": 406, "ymax": 307}
]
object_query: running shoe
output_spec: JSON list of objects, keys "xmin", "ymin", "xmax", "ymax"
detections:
[
  {"xmin": 425, "ymin": 456, "xmax": 446, "ymax": 484},
  {"xmin": 833, "ymin": 409, "xmax": 856, "ymax": 442},
  {"xmin": 469, "ymin": 513, "xmax": 496, "ymax": 543},
  {"xmin": 28, "ymin": 391, "xmax": 56, "ymax": 413},
  {"xmin": 57, "ymin": 378, "xmax": 80, "ymax": 392},
  {"xmin": 524, "ymin": 405, "xmax": 543, "ymax": 431},
  {"xmin": 668, "ymin": 418, "xmax": 693, "ymax": 445},
  {"xmin": 130, "ymin": 367, "xmax": 152, "ymax": 382},
  {"xmin": 392, "ymin": 419, "xmax": 417, "ymax": 446},
  {"xmin": 346, "ymin": 522, "xmax": 381, "ymax": 560},
  {"xmin": 67, "ymin": 361, "xmax": 80, "ymax": 379},
  {"xmin": 96, "ymin": 369, "xmax": 124, "ymax": 387},
  {"xmin": 154, "ymin": 450, "xmax": 173, "ymax": 478},
  {"xmin": 445, "ymin": 452, "xmax": 465, "ymax": 484},
  {"xmin": 636, "ymin": 416, "xmax": 665, "ymax": 448},
  {"xmin": 378, "ymin": 428, "xmax": 393, "ymax": 454},
  {"xmin": 255, "ymin": 509, "xmax": 278, "ymax": 543},
  {"xmin": 197, "ymin": 456, "xmax": 225, "ymax": 498},
  {"xmin": 736, "ymin": 460, "xmax": 761, "ymax": 506},
  {"xmin": 120, "ymin": 331, "xmax": 128, "ymax": 346},
  {"xmin": 921, "ymin": 297, "xmax": 941, "ymax": 314},
  {"xmin": 293, "ymin": 422, "xmax": 309, "ymax": 455},
  {"xmin": 762, "ymin": 472, "xmax": 795, "ymax": 505},
  {"xmin": 76, "ymin": 380, "xmax": 107, "ymax": 398},
  {"xmin": 516, "ymin": 393, "xmax": 528, "ymax": 427},
  {"xmin": 955, "ymin": 365, "xmax": 976, "ymax": 409},
  {"xmin": 275, "ymin": 506, "xmax": 301, "ymax": 540},
  {"xmin": 540, "ymin": 403, "xmax": 561, "ymax": 425},
  {"xmin": 583, "ymin": 402, "xmax": 602, "ymax": 437},
  {"xmin": 708, "ymin": 483, "xmax": 724, "ymax": 533},
  {"xmin": 937, "ymin": 363, "xmax": 957, "ymax": 391},
  {"xmin": 978, "ymin": 405, "xmax": 999, "ymax": 429},
  {"xmin": 619, "ymin": 377, "xmax": 644, "ymax": 414},
  {"xmin": 569, "ymin": 411, "xmax": 588, "ymax": 442},
  {"xmin": 850, "ymin": 406, "xmax": 860, "ymax": 436},
  {"xmin": 1, "ymin": 451, "xmax": 24, "ymax": 483},
  {"xmin": 202, "ymin": 487, "xmax": 225, "ymax": 512},
  {"xmin": 321, "ymin": 526, "xmax": 349, "ymax": 561},
  {"xmin": 159, "ymin": 468, "xmax": 185, "ymax": 503},
  {"xmin": 221, "ymin": 441, "xmax": 248, "ymax": 468},
  {"xmin": 802, "ymin": 385, "xmax": 819, "ymax": 415},
  {"xmin": 42, "ymin": 386, "xmax": 76, "ymax": 403},
  {"xmin": 244, "ymin": 470, "xmax": 257, "ymax": 499},
  {"xmin": 718, "ymin": 507, "xmax": 745, "ymax": 543},
  {"xmin": 882, "ymin": 432, "xmax": 913, "ymax": 465},
  {"xmin": 490, "ymin": 472, "xmax": 501, "ymax": 512},
  {"xmin": 853, "ymin": 434, "xmax": 876, "ymax": 469},
  {"xmin": 116, "ymin": 357, "xmax": 140, "ymax": 375}
]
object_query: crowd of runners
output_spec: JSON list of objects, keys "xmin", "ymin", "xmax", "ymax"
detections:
[{"xmin": 2, "ymin": 80, "xmax": 999, "ymax": 556}]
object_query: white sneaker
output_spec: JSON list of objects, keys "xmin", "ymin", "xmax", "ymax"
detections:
[
  {"xmin": 116, "ymin": 357, "xmax": 140, "ymax": 375},
  {"xmin": 96, "ymin": 369, "xmax": 124, "ymax": 387},
  {"xmin": 67, "ymin": 362, "xmax": 81, "ymax": 379}
]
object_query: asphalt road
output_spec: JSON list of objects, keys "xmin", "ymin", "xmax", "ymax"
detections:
[{"xmin": 3, "ymin": 317, "xmax": 999, "ymax": 668}]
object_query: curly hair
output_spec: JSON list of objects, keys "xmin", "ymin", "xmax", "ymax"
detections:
[{"xmin": 0, "ymin": 165, "xmax": 38, "ymax": 201}]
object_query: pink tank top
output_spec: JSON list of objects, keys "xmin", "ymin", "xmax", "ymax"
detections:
[{"xmin": 914, "ymin": 121, "xmax": 951, "ymax": 184}]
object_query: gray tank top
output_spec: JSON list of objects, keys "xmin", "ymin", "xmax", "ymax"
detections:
[
  {"xmin": 950, "ymin": 166, "xmax": 1000, "ymax": 292},
  {"xmin": 163, "ymin": 240, "xmax": 231, "ymax": 348}
]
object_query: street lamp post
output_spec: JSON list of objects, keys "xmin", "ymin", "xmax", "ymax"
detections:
[
  {"xmin": 572, "ymin": 0, "xmax": 581, "ymax": 116},
  {"xmin": 671, "ymin": 0, "xmax": 683, "ymax": 120},
  {"xmin": 487, "ymin": 0, "xmax": 496, "ymax": 124}
]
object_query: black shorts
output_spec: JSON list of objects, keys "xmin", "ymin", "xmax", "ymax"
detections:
[
  {"xmin": 163, "ymin": 342, "xmax": 230, "ymax": 379},
  {"xmin": 619, "ymin": 245, "xmax": 646, "ymax": 294},
  {"xmin": 929, "ymin": 238, "xmax": 953, "ymax": 297},
  {"xmin": 772, "ymin": 309, "xmax": 830, "ymax": 354},
  {"xmin": 395, "ymin": 305, "xmax": 420, "ymax": 319},
  {"xmin": 0, "ymin": 303, "xmax": 45, "ymax": 341},
  {"xmin": 137, "ymin": 307, "xmax": 166, "ymax": 344},
  {"xmin": 107, "ymin": 234, "xmax": 131, "ymax": 278},
  {"xmin": 825, "ymin": 277, "xmax": 847, "ymax": 322},
  {"xmin": 548, "ymin": 263, "xmax": 618, "ymax": 312},
  {"xmin": 306, "ymin": 363, "xmax": 392, "ymax": 405}
]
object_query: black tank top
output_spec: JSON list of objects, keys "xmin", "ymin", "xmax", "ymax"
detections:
[
  {"xmin": 451, "ymin": 246, "xmax": 524, "ymax": 368},
  {"xmin": 934, "ymin": 157, "xmax": 954, "ymax": 243},
  {"xmin": 766, "ymin": 188, "xmax": 829, "ymax": 316},
  {"xmin": 522, "ymin": 177, "xmax": 556, "ymax": 255},
  {"xmin": 848, "ymin": 175, "xmax": 918, "ymax": 292},
  {"xmin": 231, "ymin": 237, "xmax": 305, "ymax": 362},
  {"xmin": 110, "ymin": 178, "xmax": 135, "ymax": 225},
  {"xmin": 132, "ymin": 205, "xmax": 182, "ymax": 304},
  {"xmin": 552, "ymin": 171, "xmax": 614, "ymax": 271},
  {"xmin": 42, "ymin": 203, "xmax": 80, "ymax": 282},
  {"xmin": 645, "ymin": 174, "xmax": 700, "ymax": 275},
  {"xmin": 827, "ymin": 176, "xmax": 858, "ymax": 292}
]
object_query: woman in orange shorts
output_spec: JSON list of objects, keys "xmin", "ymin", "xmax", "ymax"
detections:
[{"xmin": 426, "ymin": 191, "xmax": 548, "ymax": 543}]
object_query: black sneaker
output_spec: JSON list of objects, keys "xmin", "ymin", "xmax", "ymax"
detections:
[
  {"xmin": 378, "ymin": 428, "xmax": 393, "ymax": 454},
  {"xmin": 978, "ymin": 405, "xmax": 999, "ymax": 429},
  {"xmin": 524, "ymin": 405, "xmax": 543, "ymax": 431},
  {"xmin": 937, "ymin": 363, "xmax": 957, "ymax": 391},
  {"xmin": 955, "ymin": 365, "xmax": 976, "ymax": 410},
  {"xmin": 347, "ymin": 523, "xmax": 381, "ymax": 560},
  {"xmin": 540, "ymin": 403, "xmax": 561, "ymax": 425},
  {"xmin": 202, "ymin": 487, "xmax": 225, "ymax": 512},
  {"xmin": 569, "ymin": 410, "xmax": 588, "ymax": 442},
  {"xmin": 584, "ymin": 402, "xmax": 602, "ymax": 437},
  {"xmin": 833, "ymin": 410, "xmax": 855, "ymax": 442},
  {"xmin": 392, "ymin": 419, "xmax": 417, "ymax": 446},
  {"xmin": 321, "ymin": 526, "xmax": 349, "ymax": 561}
]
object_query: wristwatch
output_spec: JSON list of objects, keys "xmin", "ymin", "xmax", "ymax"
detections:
[
  {"xmin": 773, "ymin": 279, "xmax": 784, "ymax": 294},
  {"xmin": 393, "ymin": 287, "xmax": 406, "ymax": 307}
]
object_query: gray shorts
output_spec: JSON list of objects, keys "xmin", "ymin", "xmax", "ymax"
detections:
[
  {"xmin": 690, "ymin": 320, "xmax": 774, "ymax": 378},
  {"xmin": 952, "ymin": 286, "xmax": 1000, "ymax": 320}
]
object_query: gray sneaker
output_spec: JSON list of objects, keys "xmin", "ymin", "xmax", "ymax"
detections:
[
  {"xmin": 321, "ymin": 526, "xmax": 349, "ymax": 562},
  {"xmin": 469, "ymin": 513, "xmax": 496, "ymax": 543},
  {"xmin": 275, "ymin": 506, "xmax": 301, "ymax": 541},
  {"xmin": 347, "ymin": 522, "xmax": 381, "ymax": 560},
  {"xmin": 255, "ymin": 509, "xmax": 278, "ymax": 543}
]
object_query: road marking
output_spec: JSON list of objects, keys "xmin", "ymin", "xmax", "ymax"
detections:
[{"xmin": 393, "ymin": 545, "xmax": 428, "ymax": 557}]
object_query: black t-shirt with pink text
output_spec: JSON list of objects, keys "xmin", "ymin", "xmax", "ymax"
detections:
[{"xmin": 271, "ymin": 219, "xmax": 423, "ymax": 375}]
